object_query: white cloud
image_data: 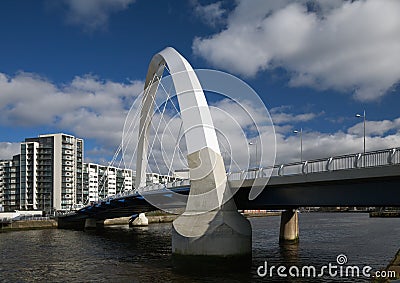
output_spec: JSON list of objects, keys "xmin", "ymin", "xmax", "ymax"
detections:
[
  {"xmin": 192, "ymin": 1, "xmax": 226, "ymax": 27},
  {"xmin": 347, "ymin": 118, "xmax": 400, "ymax": 136},
  {"xmin": 276, "ymin": 130, "xmax": 400, "ymax": 164},
  {"xmin": 270, "ymin": 105, "xmax": 322, "ymax": 124},
  {"xmin": 62, "ymin": 0, "xmax": 134, "ymax": 31},
  {"xmin": 208, "ymin": 99, "xmax": 400, "ymax": 167},
  {"xmin": 193, "ymin": 0, "xmax": 400, "ymax": 101},
  {"xmin": 2, "ymin": 71, "xmax": 400, "ymax": 172},
  {"xmin": 86, "ymin": 89, "xmax": 400, "ymax": 169},
  {"xmin": 0, "ymin": 142, "xmax": 20, "ymax": 160},
  {"xmin": 120, "ymin": 85, "xmax": 400, "ymax": 174},
  {"xmin": 0, "ymin": 72, "xmax": 144, "ymax": 156}
]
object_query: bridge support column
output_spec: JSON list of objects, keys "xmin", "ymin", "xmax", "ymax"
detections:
[
  {"xmin": 172, "ymin": 147, "xmax": 252, "ymax": 258},
  {"xmin": 84, "ymin": 218, "xmax": 104, "ymax": 230},
  {"xmin": 279, "ymin": 209, "xmax": 299, "ymax": 244}
]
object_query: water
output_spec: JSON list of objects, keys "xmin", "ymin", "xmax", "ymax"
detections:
[{"xmin": 0, "ymin": 213, "xmax": 399, "ymax": 282}]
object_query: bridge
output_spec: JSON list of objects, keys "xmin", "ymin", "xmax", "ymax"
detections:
[
  {"xmin": 59, "ymin": 147, "xmax": 400, "ymax": 236},
  {"xmin": 58, "ymin": 47, "xmax": 400, "ymax": 259},
  {"xmin": 232, "ymin": 147, "xmax": 400, "ymax": 208}
]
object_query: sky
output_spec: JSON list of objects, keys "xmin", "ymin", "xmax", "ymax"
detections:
[{"xmin": 1, "ymin": 0, "xmax": 400, "ymax": 170}]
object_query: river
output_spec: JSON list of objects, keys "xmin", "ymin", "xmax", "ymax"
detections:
[{"xmin": 0, "ymin": 213, "xmax": 399, "ymax": 282}]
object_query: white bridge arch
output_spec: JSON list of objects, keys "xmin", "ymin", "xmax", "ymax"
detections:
[
  {"xmin": 135, "ymin": 47, "xmax": 222, "ymax": 189},
  {"xmin": 135, "ymin": 47, "xmax": 251, "ymax": 257}
]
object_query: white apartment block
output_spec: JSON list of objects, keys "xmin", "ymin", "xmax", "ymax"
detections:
[
  {"xmin": 19, "ymin": 141, "xmax": 39, "ymax": 210},
  {"xmin": 0, "ymin": 156, "xmax": 20, "ymax": 211},
  {"xmin": 0, "ymin": 161, "xmax": 6, "ymax": 212},
  {"xmin": 83, "ymin": 163, "xmax": 133, "ymax": 203},
  {"xmin": 23, "ymin": 133, "xmax": 84, "ymax": 212},
  {"xmin": 82, "ymin": 166, "xmax": 182, "ymax": 203}
]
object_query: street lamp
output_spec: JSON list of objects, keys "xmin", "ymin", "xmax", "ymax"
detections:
[
  {"xmin": 355, "ymin": 110, "xmax": 366, "ymax": 166},
  {"xmin": 293, "ymin": 128, "xmax": 303, "ymax": 162},
  {"xmin": 248, "ymin": 141, "xmax": 258, "ymax": 168}
]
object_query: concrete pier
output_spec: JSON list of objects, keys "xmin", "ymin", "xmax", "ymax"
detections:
[
  {"xmin": 130, "ymin": 213, "xmax": 149, "ymax": 227},
  {"xmin": 172, "ymin": 147, "xmax": 252, "ymax": 257},
  {"xmin": 279, "ymin": 209, "xmax": 299, "ymax": 244},
  {"xmin": 172, "ymin": 206, "xmax": 252, "ymax": 257}
]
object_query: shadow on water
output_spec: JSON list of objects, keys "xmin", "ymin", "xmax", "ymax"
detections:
[
  {"xmin": 279, "ymin": 242, "xmax": 300, "ymax": 265},
  {"xmin": 172, "ymin": 254, "xmax": 253, "ymax": 282},
  {"xmin": 88, "ymin": 225, "xmax": 255, "ymax": 282}
]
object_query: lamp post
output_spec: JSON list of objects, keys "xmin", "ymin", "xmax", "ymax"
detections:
[
  {"xmin": 249, "ymin": 141, "xmax": 258, "ymax": 168},
  {"xmin": 293, "ymin": 128, "xmax": 303, "ymax": 162},
  {"xmin": 355, "ymin": 110, "xmax": 366, "ymax": 166}
]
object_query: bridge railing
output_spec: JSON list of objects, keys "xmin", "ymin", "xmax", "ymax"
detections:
[
  {"xmin": 227, "ymin": 147, "xmax": 400, "ymax": 181},
  {"xmin": 93, "ymin": 148, "xmax": 400, "ymax": 199}
]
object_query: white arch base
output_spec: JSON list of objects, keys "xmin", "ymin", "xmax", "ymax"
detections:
[{"xmin": 172, "ymin": 147, "xmax": 252, "ymax": 257}]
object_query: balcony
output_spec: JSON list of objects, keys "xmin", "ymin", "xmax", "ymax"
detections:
[
  {"xmin": 62, "ymin": 137, "xmax": 74, "ymax": 144},
  {"xmin": 38, "ymin": 155, "xmax": 52, "ymax": 160},
  {"xmin": 62, "ymin": 150, "xmax": 73, "ymax": 155}
]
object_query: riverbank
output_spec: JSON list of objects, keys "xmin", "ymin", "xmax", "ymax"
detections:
[
  {"xmin": 107, "ymin": 210, "xmax": 283, "ymax": 226},
  {"xmin": 370, "ymin": 211, "xmax": 400, "ymax": 218},
  {"xmin": 2, "ymin": 210, "xmax": 292, "ymax": 231},
  {"xmin": 0, "ymin": 219, "xmax": 57, "ymax": 232},
  {"xmin": 242, "ymin": 211, "xmax": 281, "ymax": 217},
  {"xmin": 105, "ymin": 214, "xmax": 178, "ymax": 226}
]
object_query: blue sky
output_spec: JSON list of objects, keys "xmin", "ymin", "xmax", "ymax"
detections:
[{"xmin": 1, "ymin": 0, "xmax": 400, "ymax": 166}]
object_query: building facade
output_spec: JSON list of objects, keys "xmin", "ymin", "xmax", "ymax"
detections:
[
  {"xmin": 0, "ymin": 134, "xmax": 84, "ymax": 213},
  {"xmin": 83, "ymin": 163, "xmax": 133, "ymax": 204},
  {"xmin": 1, "ymin": 156, "xmax": 20, "ymax": 212},
  {"xmin": 0, "ymin": 161, "xmax": 4, "ymax": 211},
  {"xmin": 20, "ymin": 134, "xmax": 84, "ymax": 212}
]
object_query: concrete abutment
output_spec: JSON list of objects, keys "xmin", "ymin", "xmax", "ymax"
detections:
[{"xmin": 172, "ymin": 147, "xmax": 252, "ymax": 258}]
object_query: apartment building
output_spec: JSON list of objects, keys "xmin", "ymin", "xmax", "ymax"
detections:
[
  {"xmin": 0, "ymin": 161, "xmax": 4, "ymax": 211},
  {"xmin": 1, "ymin": 156, "xmax": 20, "ymax": 212},
  {"xmin": 83, "ymin": 163, "xmax": 133, "ymax": 203},
  {"xmin": 0, "ymin": 160, "xmax": 7, "ymax": 212},
  {"xmin": 19, "ymin": 133, "xmax": 84, "ymax": 212}
]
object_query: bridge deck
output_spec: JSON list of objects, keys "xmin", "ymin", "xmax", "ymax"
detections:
[{"xmin": 59, "ymin": 148, "xmax": 400, "ymax": 224}]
